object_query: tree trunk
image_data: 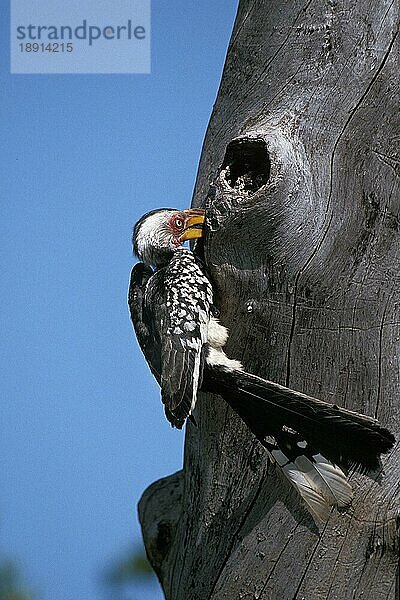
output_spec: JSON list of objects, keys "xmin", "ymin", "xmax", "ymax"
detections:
[{"xmin": 139, "ymin": 1, "xmax": 400, "ymax": 598}]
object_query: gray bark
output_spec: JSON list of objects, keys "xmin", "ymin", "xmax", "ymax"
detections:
[{"xmin": 139, "ymin": 1, "xmax": 400, "ymax": 598}]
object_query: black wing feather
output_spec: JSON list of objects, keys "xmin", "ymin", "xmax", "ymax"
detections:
[
  {"xmin": 128, "ymin": 251, "xmax": 212, "ymax": 428},
  {"xmin": 160, "ymin": 250, "xmax": 211, "ymax": 426},
  {"xmin": 128, "ymin": 263, "xmax": 162, "ymax": 383}
]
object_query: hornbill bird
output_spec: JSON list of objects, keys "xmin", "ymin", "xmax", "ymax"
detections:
[{"xmin": 128, "ymin": 207, "xmax": 395, "ymax": 522}]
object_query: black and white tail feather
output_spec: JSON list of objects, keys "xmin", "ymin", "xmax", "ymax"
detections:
[
  {"xmin": 220, "ymin": 381, "xmax": 355, "ymax": 523},
  {"xmin": 273, "ymin": 452, "xmax": 353, "ymax": 523},
  {"xmin": 203, "ymin": 355, "xmax": 392, "ymax": 523},
  {"xmin": 129, "ymin": 209, "xmax": 395, "ymax": 524}
]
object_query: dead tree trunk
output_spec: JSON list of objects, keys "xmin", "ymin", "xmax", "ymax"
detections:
[{"xmin": 139, "ymin": 1, "xmax": 399, "ymax": 598}]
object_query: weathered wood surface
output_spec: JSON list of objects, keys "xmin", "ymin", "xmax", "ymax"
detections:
[{"xmin": 139, "ymin": 1, "xmax": 400, "ymax": 598}]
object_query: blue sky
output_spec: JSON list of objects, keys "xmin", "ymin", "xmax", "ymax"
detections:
[{"xmin": 0, "ymin": 2, "xmax": 237, "ymax": 599}]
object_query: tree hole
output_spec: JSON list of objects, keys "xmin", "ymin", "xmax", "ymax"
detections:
[{"xmin": 221, "ymin": 138, "xmax": 270, "ymax": 195}]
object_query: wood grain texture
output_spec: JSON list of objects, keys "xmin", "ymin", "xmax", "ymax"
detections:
[{"xmin": 139, "ymin": 1, "xmax": 399, "ymax": 597}]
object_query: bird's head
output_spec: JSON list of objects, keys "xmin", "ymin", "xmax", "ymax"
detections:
[{"xmin": 133, "ymin": 208, "xmax": 205, "ymax": 267}]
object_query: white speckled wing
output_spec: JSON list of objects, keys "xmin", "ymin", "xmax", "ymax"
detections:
[{"xmin": 160, "ymin": 248, "xmax": 213, "ymax": 425}]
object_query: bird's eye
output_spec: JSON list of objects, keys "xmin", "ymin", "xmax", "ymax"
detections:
[{"xmin": 174, "ymin": 217, "xmax": 184, "ymax": 230}]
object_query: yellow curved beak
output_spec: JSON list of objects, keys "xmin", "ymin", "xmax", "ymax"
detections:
[{"xmin": 180, "ymin": 209, "xmax": 205, "ymax": 241}]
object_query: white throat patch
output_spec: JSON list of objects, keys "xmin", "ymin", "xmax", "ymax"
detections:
[{"xmin": 135, "ymin": 210, "xmax": 175, "ymax": 265}]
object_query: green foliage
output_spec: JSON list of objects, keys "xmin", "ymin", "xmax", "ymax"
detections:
[
  {"xmin": 0, "ymin": 562, "xmax": 33, "ymax": 600},
  {"xmin": 105, "ymin": 547, "xmax": 154, "ymax": 585}
]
